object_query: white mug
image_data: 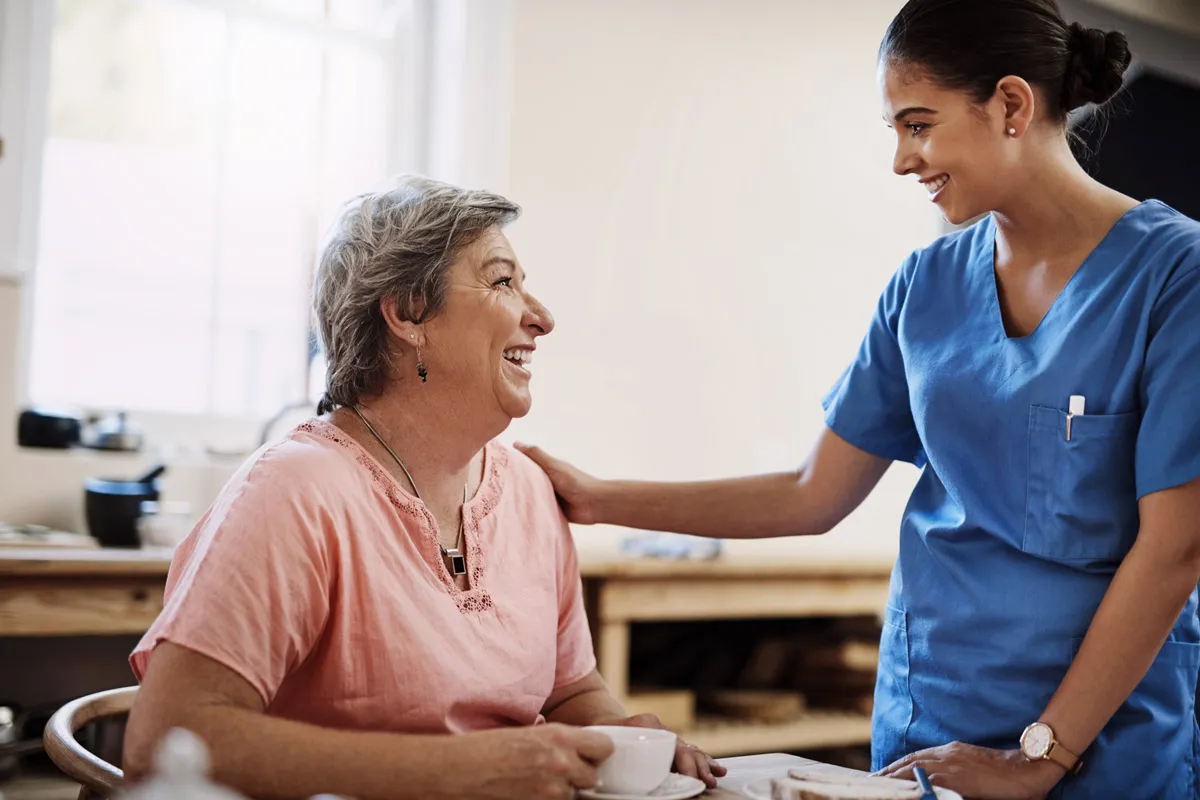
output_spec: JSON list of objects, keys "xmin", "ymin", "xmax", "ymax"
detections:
[{"xmin": 584, "ymin": 725, "xmax": 676, "ymax": 794}]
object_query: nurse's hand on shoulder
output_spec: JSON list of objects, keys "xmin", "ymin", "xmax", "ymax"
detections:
[
  {"xmin": 514, "ymin": 443, "xmax": 604, "ymax": 524},
  {"xmin": 874, "ymin": 742, "xmax": 1063, "ymax": 800}
]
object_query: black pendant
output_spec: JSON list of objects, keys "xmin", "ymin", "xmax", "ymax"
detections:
[{"xmin": 443, "ymin": 547, "xmax": 467, "ymax": 576}]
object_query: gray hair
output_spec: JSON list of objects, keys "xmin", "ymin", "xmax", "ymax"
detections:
[{"xmin": 313, "ymin": 175, "xmax": 521, "ymax": 414}]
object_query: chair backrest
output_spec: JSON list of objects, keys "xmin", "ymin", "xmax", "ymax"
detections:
[{"xmin": 44, "ymin": 686, "xmax": 138, "ymax": 800}]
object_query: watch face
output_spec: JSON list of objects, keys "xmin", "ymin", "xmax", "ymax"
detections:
[{"xmin": 1021, "ymin": 722, "xmax": 1052, "ymax": 759}]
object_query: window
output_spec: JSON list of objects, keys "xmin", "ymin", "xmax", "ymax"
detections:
[{"xmin": 25, "ymin": 0, "xmax": 409, "ymax": 422}]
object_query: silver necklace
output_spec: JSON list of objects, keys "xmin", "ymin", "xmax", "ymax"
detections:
[{"xmin": 351, "ymin": 406, "xmax": 468, "ymax": 577}]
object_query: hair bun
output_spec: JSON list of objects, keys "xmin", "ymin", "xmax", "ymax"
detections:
[{"xmin": 1063, "ymin": 22, "xmax": 1132, "ymax": 110}]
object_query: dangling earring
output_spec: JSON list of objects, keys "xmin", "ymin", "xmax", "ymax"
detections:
[{"xmin": 414, "ymin": 340, "xmax": 428, "ymax": 383}]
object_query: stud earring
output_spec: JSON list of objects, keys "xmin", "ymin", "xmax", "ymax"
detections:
[{"xmin": 1008, "ymin": 127, "xmax": 1017, "ymax": 136}]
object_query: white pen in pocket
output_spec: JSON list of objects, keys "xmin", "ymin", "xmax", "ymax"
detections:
[{"xmin": 1066, "ymin": 394, "xmax": 1086, "ymax": 442}]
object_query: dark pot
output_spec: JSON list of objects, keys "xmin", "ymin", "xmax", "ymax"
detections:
[{"xmin": 84, "ymin": 465, "xmax": 166, "ymax": 548}]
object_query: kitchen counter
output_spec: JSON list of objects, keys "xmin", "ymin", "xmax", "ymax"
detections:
[{"xmin": 0, "ymin": 547, "xmax": 173, "ymax": 636}]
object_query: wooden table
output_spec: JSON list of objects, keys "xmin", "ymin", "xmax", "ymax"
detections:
[
  {"xmin": 0, "ymin": 752, "xmax": 866, "ymax": 800},
  {"xmin": 711, "ymin": 752, "xmax": 868, "ymax": 798}
]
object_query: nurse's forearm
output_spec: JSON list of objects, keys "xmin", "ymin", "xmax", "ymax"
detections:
[
  {"xmin": 597, "ymin": 472, "xmax": 825, "ymax": 538},
  {"xmin": 1038, "ymin": 480, "xmax": 1200, "ymax": 765},
  {"xmin": 594, "ymin": 427, "xmax": 891, "ymax": 539}
]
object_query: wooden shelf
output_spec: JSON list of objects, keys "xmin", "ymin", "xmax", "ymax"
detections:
[
  {"xmin": 581, "ymin": 554, "xmax": 887, "ymax": 753},
  {"xmin": 576, "ymin": 549, "xmax": 894, "ymax": 580},
  {"xmin": 682, "ymin": 711, "xmax": 873, "ymax": 757}
]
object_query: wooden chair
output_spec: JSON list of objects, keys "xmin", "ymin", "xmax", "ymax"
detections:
[{"xmin": 44, "ymin": 686, "xmax": 137, "ymax": 800}]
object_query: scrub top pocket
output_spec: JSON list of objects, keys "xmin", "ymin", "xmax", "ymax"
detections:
[{"xmin": 1023, "ymin": 405, "xmax": 1139, "ymax": 562}]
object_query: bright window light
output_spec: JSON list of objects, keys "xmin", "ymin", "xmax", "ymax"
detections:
[{"xmin": 27, "ymin": 0, "xmax": 404, "ymax": 419}]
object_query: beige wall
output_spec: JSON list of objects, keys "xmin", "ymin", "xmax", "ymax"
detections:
[
  {"xmin": 500, "ymin": 0, "xmax": 939, "ymax": 559},
  {"xmin": 1, "ymin": 0, "xmax": 940, "ymax": 560}
]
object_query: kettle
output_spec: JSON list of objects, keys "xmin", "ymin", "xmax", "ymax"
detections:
[
  {"xmin": 84, "ymin": 411, "xmax": 145, "ymax": 452},
  {"xmin": 84, "ymin": 464, "xmax": 167, "ymax": 548}
]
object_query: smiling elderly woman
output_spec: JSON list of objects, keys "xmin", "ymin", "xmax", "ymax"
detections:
[{"xmin": 122, "ymin": 176, "xmax": 723, "ymax": 800}]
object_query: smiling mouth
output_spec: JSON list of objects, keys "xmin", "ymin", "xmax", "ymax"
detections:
[
  {"xmin": 503, "ymin": 348, "xmax": 532, "ymax": 374},
  {"xmin": 922, "ymin": 174, "xmax": 949, "ymax": 198}
]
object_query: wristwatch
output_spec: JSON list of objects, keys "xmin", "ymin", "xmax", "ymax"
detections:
[{"xmin": 1019, "ymin": 721, "xmax": 1082, "ymax": 774}]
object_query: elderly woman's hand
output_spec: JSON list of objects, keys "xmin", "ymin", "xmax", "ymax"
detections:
[
  {"xmin": 453, "ymin": 723, "xmax": 615, "ymax": 799},
  {"xmin": 613, "ymin": 713, "xmax": 727, "ymax": 789},
  {"xmin": 515, "ymin": 443, "xmax": 606, "ymax": 525}
]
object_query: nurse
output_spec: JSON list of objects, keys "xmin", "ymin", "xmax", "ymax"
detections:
[{"xmin": 517, "ymin": 0, "xmax": 1200, "ymax": 797}]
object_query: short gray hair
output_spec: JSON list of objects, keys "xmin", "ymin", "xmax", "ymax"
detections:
[{"xmin": 313, "ymin": 175, "xmax": 521, "ymax": 414}]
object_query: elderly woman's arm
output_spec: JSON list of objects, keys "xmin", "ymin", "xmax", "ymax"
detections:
[
  {"xmin": 540, "ymin": 669, "xmax": 626, "ymax": 726},
  {"xmin": 125, "ymin": 642, "xmax": 614, "ymax": 800},
  {"xmin": 518, "ymin": 426, "xmax": 891, "ymax": 539}
]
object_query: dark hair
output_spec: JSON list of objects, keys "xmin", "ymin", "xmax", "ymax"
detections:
[{"xmin": 880, "ymin": 0, "xmax": 1133, "ymax": 121}]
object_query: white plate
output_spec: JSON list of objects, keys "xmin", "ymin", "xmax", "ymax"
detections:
[
  {"xmin": 741, "ymin": 776, "xmax": 964, "ymax": 799},
  {"xmin": 578, "ymin": 773, "xmax": 707, "ymax": 800}
]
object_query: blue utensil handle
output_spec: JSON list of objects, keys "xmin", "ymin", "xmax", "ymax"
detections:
[{"xmin": 913, "ymin": 765, "xmax": 937, "ymax": 800}]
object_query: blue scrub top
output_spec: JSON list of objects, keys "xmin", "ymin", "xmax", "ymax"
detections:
[{"xmin": 823, "ymin": 200, "xmax": 1200, "ymax": 799}]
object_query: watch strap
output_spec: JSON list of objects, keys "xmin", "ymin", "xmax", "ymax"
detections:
[{"xmin": 1046, "ymin": 740, "xmax": 1082, "ymax": 775}]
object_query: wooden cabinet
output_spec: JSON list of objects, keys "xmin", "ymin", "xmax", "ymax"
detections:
[{"xmin": 579, "ymin": 552, "xmax": 892, "ymax": 757}]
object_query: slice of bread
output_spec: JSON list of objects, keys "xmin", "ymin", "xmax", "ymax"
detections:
[{"xmin": 771, "ymin": 776, "xmax": 922, "ymax": 800}]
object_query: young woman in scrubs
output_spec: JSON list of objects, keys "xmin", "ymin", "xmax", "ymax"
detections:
[{"xmin": 517, "ymin": 0, "xmax": 1200, "ymax": 797}]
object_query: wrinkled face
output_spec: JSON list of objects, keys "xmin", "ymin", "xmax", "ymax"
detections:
[
  {"xmin": 420, "ymin": 226, "xmax": 554, "ymax": 423},
  {"xmin": 880, "ymin": 61, "xmax": 1015, "ymax": 225}
]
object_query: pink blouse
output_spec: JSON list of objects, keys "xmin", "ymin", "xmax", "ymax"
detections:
[{"xmin": 131, "ymin": 420, "xmax": 596, "ymax": 733}]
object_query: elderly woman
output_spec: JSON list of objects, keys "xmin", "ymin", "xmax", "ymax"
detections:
[{"xmin": 122, "ymin": 176, "xmax": 724, "ymax": 799}]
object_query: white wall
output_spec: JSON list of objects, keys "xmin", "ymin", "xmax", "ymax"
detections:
[
  {"xmin": 1, "ymin": 0, "xmax": 940, "ymax": 562},
  {"xmin": 500, "ymin": 0, "xmax": 940, "ymax": 560}
]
